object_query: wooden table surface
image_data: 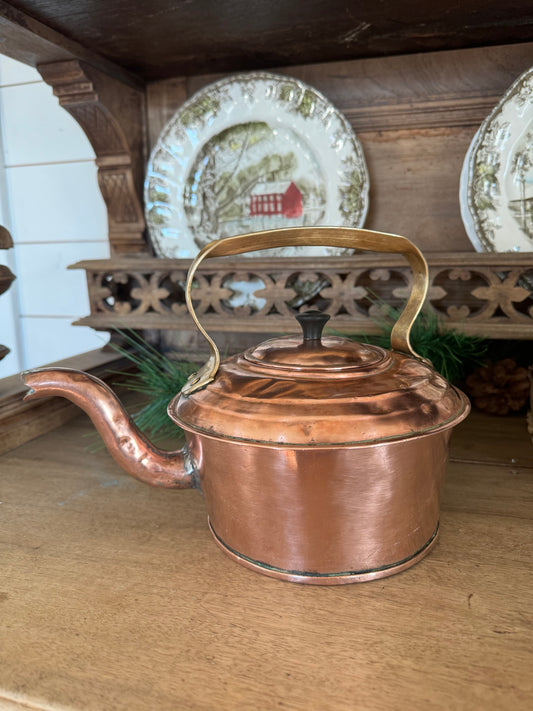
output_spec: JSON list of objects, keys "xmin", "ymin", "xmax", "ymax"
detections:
[{"xmin": 0, "ymin": 408, "xmax": 532, "ymax": 710}]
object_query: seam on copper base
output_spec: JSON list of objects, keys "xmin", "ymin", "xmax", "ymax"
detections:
[{"xmin": 208, "ymin": 520, "xmax": 440, "ymax": 585}]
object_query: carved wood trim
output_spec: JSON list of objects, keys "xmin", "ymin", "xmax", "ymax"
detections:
[
  {"xmin": 38, "ymin": 60, "xmax": 148, "ymax": 254},
  {"xmin": 70, "ymin": 253, "xmax": 533, "ymax": 341}
]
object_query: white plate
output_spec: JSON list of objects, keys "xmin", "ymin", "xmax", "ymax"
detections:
[
  {"xmin": 144, "ymin": 72, "xmax": 369, "ymax": 258},
  {"xmin": 460, "ymin": 67, "xmax": 533, "ymax": 253}
]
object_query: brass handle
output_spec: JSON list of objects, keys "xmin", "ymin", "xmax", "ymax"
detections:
[{"xmin": 182, "ymin": 227, "xmax": 428, "ymax": 395}]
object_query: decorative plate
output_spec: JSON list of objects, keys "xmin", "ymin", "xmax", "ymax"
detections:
[
  {"xmin": 144, "ymin": 72, "xmax": 369, "ymax": 258},
  {"xmin": 460, "ymin": 66, "xmax": 533, "ymax": 253}
]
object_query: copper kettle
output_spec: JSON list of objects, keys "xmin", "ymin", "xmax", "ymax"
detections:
[{"xmin": 23, "ymin": 228, "xmax": 470, "ymax": 584}]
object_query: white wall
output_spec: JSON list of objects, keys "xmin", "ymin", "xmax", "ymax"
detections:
[{"xmin": 0, "ymin": 55, "xmax": 110, "ymax": 378}]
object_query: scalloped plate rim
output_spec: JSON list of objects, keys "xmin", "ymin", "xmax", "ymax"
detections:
[
  {"xmin": 144, "ymin": 71, "xmax": 370, "ymax": 258},
  {"xmin": 460, "ymin": 66, "xmax": 533, "ymax": 254}
]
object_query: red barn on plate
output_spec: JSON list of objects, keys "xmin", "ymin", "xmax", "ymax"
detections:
[{"xmin": 249, "ymin": 181, "xmax": 303, "ymax": 218}]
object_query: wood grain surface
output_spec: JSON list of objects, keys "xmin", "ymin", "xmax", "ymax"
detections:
[
  {"xmin": 4, "ymin": 0, "xmax": 533, "ymax": 80},
  {"xmin": 0, "ymin": 409, "xmax": 531, "ymax": 710}
]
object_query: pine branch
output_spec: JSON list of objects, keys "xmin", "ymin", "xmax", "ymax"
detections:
[
  {"xmin": 109, "ymin": 330, "xmax": 197, "ymax": 440},
  {"xmin": 349, "ymin": 297, "xmax": 488, "ymax": 384}
]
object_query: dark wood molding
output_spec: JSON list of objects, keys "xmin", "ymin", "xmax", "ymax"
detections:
[
  {"xmin": 0, "ymin": 0, "xmax": 143, "ymax": 89},
  {"xmin": 343, "ymin": 94, "xmax": 504, "ymax": 132},
  {"xmin": 38, "ymin": 60, "xmax": 148, "ymax": 254},
  {"xmin": 4, "ymin": 0, "xmax": 533, "ymax": 81}
]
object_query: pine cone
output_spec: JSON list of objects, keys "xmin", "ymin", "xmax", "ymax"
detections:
[{"xmin": 465, "ymin": 358, "xmax": 530, "ymax": 415}]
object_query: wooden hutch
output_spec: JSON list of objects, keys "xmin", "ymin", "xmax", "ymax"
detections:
[
  {"xmin": 1, "ymin": 1, "xmax": 532, "ymax": 350},
  {"xmin": 0, "ymin": 4, "xmax": 532, "ymax": 710}
]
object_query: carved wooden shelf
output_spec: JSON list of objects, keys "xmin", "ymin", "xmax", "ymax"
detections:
[{"xmin": 71, "ymin": 252, "xmax": 533, "ymax": 340}]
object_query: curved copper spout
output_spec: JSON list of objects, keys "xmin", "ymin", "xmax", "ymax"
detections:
[{"xmin": 22, "ymin": 368, "xmax": 196, "ymax": 489}]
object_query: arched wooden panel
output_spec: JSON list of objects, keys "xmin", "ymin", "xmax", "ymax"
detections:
[{"xmin": 38, "ymin": 59, "xmax": 148, "ymax": 254}]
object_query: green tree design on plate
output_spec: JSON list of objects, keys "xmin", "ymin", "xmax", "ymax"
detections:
[
  {"xmin": 509, "ymin": 132, "xmax": 533, "ymax": 239},
  {"xmin": 184, "ymin": 122, "xmax": 300, "ymax": 248},
  {"xmin": 279, "ymin": 84, "xmax": 317, "ymax": 118},
  {"xmin": 180, "ymin": 95, "xmax": 221, "ymax": 128},
  {"xmin": 473, "ymin": 162, "xmax": 500, "ymax": 211},
  {"xmin": 340, "ymin": 169, "xmax": 364, "ymax": 218}
]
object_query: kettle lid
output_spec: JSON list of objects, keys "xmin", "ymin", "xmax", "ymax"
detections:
[
  {"xmin": 170, "ymin": 310, "xmax": 469, "ymax": 447},
  {"xmin": 244, "ymin": 310, "xmax": 389, "ymax": 373}
]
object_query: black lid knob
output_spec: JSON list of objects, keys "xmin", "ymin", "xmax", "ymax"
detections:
[{"xmin": 295, "ymin": 310, "xmax": 331, "ymax": 342}]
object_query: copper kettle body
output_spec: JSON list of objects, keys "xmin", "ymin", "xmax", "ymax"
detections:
[{"xmin": 23, "ymin": 228, "xmax": 470, "ymax": 584}]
